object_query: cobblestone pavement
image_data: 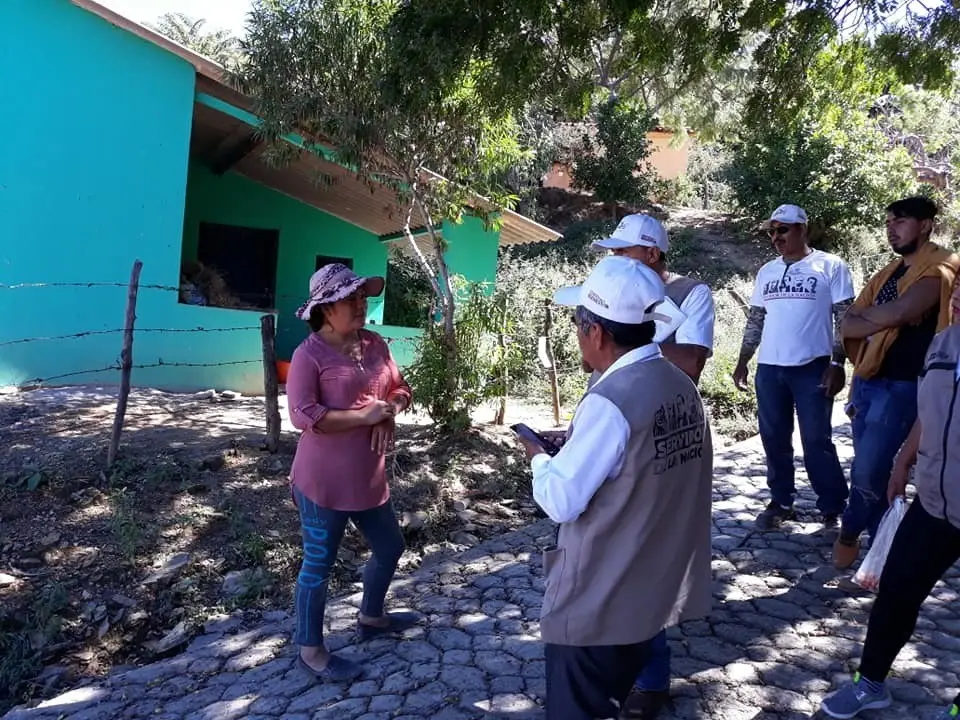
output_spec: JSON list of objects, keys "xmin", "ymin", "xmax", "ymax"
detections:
[{"xmin": 6, "ymin": 424, "xmax": 960, "ymax": 720}]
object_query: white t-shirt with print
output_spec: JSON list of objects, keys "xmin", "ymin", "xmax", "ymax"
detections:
[{"xmin": 750, "ymin": 250, "xmax": 855, "ymax": 367}]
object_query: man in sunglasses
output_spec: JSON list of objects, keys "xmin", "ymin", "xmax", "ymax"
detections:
[
  {"xmin": 733, "ymin": 204, "xmax": 855, "ymax": 531},
  {"xmin": 834, "ymin": 196, "xmax": 960, "ymax": 575}
]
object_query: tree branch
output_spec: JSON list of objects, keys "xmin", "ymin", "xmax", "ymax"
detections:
[
  {"xmin": 414, "ymin": 192, "xmax": 456, "ymax": 340},
  {"xmin": 402, "ymin": 194, "xmax": 443, "ymax": 303}
]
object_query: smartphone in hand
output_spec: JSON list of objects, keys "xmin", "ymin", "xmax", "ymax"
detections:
[{"xmin": 510, "ymin": 423, "xmax": 561, "ymax": 456}]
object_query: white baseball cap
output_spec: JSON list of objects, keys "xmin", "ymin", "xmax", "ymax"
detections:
[
  {"xmin": 553, "ymin": 255, "xmax": 667, "ymax": 325},
  {"xmin": 767, "ymin": 204, "xmax": 808, "ymax": 226},
  {"xmin": 592, "ymin": 213, "xmax": 669, "ymax": 253}
]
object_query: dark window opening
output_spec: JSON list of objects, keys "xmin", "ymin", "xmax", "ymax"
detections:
[
  {"xmin": 383, "ymin": 249, "xmax": 433, "ymax": 328},
  {"xmin": 181, "ymin": 222, "xmax": 279, "ymax": 310},
  {"xmin": 316, "ymin": 255, "xmax": 353, "ymax": 271}
]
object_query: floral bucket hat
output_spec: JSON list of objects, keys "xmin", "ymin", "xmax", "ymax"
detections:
[{"xmin": 295, "ymin": 263, "xmax": 385, "ymax": 320}]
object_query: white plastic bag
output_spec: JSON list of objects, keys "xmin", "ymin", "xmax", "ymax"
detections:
[{"xmin": 853, "ymin": 496, "xmax": 908, "ymax": 591}]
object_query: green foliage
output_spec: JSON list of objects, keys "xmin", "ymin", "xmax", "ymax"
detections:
[
  {"xmin": 386, "ymin": 0, "xmax": 959, "ymax": 135},
  {"xmin": 383, "ymin": 249, "xmax": 435, "ymax": 328},
  {"xmin": 573, "ymin": 98, "xmax": 655, "ymax": 215},
  {"xmin": 727, "ymin": 42, "xmax": 920, "ymax": 243},
  {"xmin": 726, "ymin": 118, "xmax": 916, "ymax": 244},
  {"xmin": 242, "ymin": 0, "xmax": 528, "ymax": 214},
  {"xmin": 698, "ymin": 281, "xmax": 760, "ymax": 440},
  {"xmin": 495, "ymin": 249, "xmax": 593, "ymax": 408},
  {"xmin": 0, "ymin": 583, "xmax": 68, "ymax": 708},
  {"xmin": 683, "ymin": 142, "xmax": 736, "ymax": 211},
  {"xmin": 243, "ymin": 0, "xmax": 538, "ymax": 424},
  {"xmin": 510, "ymin": 219, "xmax": 613, "ymax": 267},
  {"xmin": 146, "ymin": 12, "xmax": 244, "ymax": 69},
  {"xmin": 498, "ymin": 108, "xmax": 562, "ymax": 222},
  {"xmin": 384, "ymin": 0, "xmax": 778, "ymax": 120},
  {"xmin": 405, "ymin": 279, "xmax": 521, "ymax": 427},
  {"xmin": 652, "ymin": 175, "xmax": 698, "ymax": 207}
]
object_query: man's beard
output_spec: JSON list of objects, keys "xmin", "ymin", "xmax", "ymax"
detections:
[
  {"xmin": 581, "ymin": 359, "xmax": 593, "ymax": 373},
  {"xmin": 891, "ymin": 237, "xmax": 920, "ymax": 256}
]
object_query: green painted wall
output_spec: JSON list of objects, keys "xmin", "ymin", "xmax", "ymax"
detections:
[
  {"xmin": 0, "ymin": 0, "xmax": 267, "ymax": 394},
  {"xmin": 441, "ymin": 215, "xmax": 502, "ymax": 291},
  {"xmin": 0, "ymin": 0, "xmax": 506, "ymax": 394},
  {"xmin": 181, "ymin": 162, "xmax": 390, "ymax": 360}
]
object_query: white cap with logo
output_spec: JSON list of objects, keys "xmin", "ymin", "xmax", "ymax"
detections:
[
  {"xmin": 767, "ymin": 204, "xmax": 808, "ymax": 226},
  {"xmin": 592, "ymin": 213, "xmax": 669, "ymax": 253},
  {"xmin": 553, "ymin": 255, "xmax": 667, "ymax": 324}
]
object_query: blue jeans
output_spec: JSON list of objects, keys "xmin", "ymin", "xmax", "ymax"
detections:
[
  {"xmin": 294, "ymin": 489, "xmax": 405, "ymax": 647},
  {"xmin": 633, "ymin": 629, "xmax": 670, "ymax": 691},
  {"xmin": 840, "ymin": 377, "xmax": 918, "ymax": 541},
  {"xmin": 755, "ymin": 358, "xmax": 848, "ymax": 514}
]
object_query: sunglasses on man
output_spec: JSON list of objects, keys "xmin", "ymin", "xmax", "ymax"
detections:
[{"xmin": 768, "ymin": 225, "xmax": 791, "ymax": 237}]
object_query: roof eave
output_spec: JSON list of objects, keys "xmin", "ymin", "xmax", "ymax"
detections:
[{"xmin": 72, "ymin": 0, "xmax": 561, "ymax": 246}]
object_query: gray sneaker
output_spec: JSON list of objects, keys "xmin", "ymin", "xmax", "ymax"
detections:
[{"xmin": 821, "ymin": 675, "xmax": 892, "ymax": 718}]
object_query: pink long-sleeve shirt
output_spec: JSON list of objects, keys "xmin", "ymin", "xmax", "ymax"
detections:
[{"xmin": 286, "ymin": 329, "xmax": 412, "ymax": 511}]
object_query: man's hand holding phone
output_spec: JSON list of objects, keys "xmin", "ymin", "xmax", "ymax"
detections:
[{"xmin": 511, "ymin": 423, "xmax": 564, "ymax": 459}]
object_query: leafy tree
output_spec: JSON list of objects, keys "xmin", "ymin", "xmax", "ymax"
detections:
[
  {"xmin": 725, "ymin": 119, "xmax": 916, "ymax": 244},
  {"xmin": 241, "ymin": 0, "xmax": 529, "ymax": 426},
  {"xmin": 384, "ymin": 0, "xmax": 771, "ymax": 121},
  {"xmin": 572, "ymin": 98, "xmax": 655, "ymax": 219},
  {"xmin": 385, "ymin": 0, "xmax": 960, "ymax": 130},
  {"xmin": 872, "ymin": 78, "xmax": 960, "ymax": 235},
  {"xmin": 726, "ymin": 43, "xmax": 918, "ymax": 243},
  {"xmin": 383, "ymin": 248, "xmax": 435, "ymax": 329},
  {"xmin": 146, "ymin": 12, "xmax": 244, "ymax": 69}
]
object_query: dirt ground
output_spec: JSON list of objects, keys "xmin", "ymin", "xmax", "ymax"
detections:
[
  {"xmin": 0, "ymin": 385, "xmax": 568, "ymax": 712},
  {"xmin": 0, "ymin": 203, "xmax": 772, "ymax": 712}
]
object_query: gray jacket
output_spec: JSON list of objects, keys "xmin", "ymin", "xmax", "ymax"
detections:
[{"xmin": 917, "ymin": 325, "xmax": 960, "ymax": 528}]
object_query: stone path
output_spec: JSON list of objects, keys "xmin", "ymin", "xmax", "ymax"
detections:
[{"xmin": 6, "ymin": 424, "xmax": 960, "ymax": 720}]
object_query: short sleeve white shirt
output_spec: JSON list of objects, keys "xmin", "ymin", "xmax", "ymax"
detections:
[
  {"xmin": 674, "ymin": 284, "xmax": 715, "ymax": 352},
  {"xmin": 749, "ymin": 250, "xmax": 855, "ymax": 367}
]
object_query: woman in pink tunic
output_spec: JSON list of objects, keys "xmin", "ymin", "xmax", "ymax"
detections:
[{"xmin": 286, "ymin": 263, "xmax": 416, "ymax": 683}]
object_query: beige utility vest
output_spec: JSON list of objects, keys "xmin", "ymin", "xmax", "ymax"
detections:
[{"xmin": 540, "ymin": 356, "xmax": 714, "ymax": 646}]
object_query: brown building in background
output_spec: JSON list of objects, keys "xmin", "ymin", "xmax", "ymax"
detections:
[{"xmin": 543, "ymin": 123, "xmax": 693, "ymax": 190}]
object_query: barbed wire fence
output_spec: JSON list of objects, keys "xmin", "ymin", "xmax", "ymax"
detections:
[{"xmin": 1, "ymin": 260, "xmax": 291, "ymax": 466}]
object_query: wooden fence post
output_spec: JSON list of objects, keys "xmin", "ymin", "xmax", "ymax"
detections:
[
  {"xmin": 107, "ymin": 259, "xmax": 143, "ymax": 467},
  {"xmin": 260, "ymin": 315, "xmax": 281, "ymax": 453},
  {"xmin": 543, "ymin": 300, "xmax": 561, "ymax": 427},
  {"xmin": 494, "ymin": 297, "xmax": 509, "ymax": 425}
]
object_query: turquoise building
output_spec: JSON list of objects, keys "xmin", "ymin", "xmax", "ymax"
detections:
[{"xmin": 0, "ymin": 0, "xmax": 557, "ymax": 394}]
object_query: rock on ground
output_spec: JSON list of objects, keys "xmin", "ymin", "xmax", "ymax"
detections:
[{"xmin": 5, "ymin": 425, "xmax": 958, "ymax": 720}]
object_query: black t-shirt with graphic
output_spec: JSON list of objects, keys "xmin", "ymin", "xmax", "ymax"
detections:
[{"xmin": 875, "ymin": 263, "xmax": 940, "ymax": 381}]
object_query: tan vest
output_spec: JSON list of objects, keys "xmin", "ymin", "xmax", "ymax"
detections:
[
  {"xmin": 662, "ymin": 273, "xmax": 706, "ymax": 345},
  {"xmin": 540, "ymin": 356, "xmax": 714, "ymax": 646},
  {"xmin": 917, "ymin": 325, "xmax": 960, "ymax": 528}
]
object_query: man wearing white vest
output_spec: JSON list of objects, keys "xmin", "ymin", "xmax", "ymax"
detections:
[
  {"xmin": 593, "ymin": 212, "xmax": 715, "ymax": 718},
  {"xmin": 516, "ymin": 256, "xmax": 714, "ymax": 720}
]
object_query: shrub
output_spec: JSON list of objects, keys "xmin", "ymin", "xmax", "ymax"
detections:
[
  {"xmin": 686, "ymin": 142, "xmax": 737, "ymax": 212},
  {"xmin": 405, "ymin": 278, "xmax": 521, "ymax": 428},
  {"xmin": 725, "ymin": 116, "xmax": 918, "ymax": 249},
  {"xmin": 699, "ymin": 282, "xmax": 760, "ymax": 441},
  {"xmin": 652, "ymin": 175, "xmax": 698, "ymax": 207},
  {"xmin": 573, "ymin": 98, "xmax": 655, "ymax": 219},
  {"xmin": 495, "ymin": 249, "xmax": 593, "ymax": 407}
]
